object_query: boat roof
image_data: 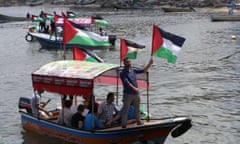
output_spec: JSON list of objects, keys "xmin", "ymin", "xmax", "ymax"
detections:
[{"xmin": 32, "ymin": 60, "xmax": 149, "ymax": 96}]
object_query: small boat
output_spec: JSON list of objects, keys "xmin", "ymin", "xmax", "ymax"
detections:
[
  {"xmin": 0, "ymin": 14, "xmax": 30, "ymax": 23},
  {"xmin": 210, "ymin": 14, "xmax": 240, "ymax": 21},
  {"xmin": 113, "ymin": 3, "xmax": 153, "ymax": 10},
  {"xmin": 161, "ymin": 7, "xmax": 195, "ymax": 12},
  {"xmin": 26, "ymin": 0, "xmax": 45, "ymax": 6},
  {"xmin": 75, "ymin": 0, "xmax": 96, "ymax": 5},
  {"xmin": 18, "ymin": 60, "xmax": 192, "ymax": 144},
  {"xmin": 28, "ymin": 32, "xmax": 116, "ymax": 50},
  {"xmin": 51, "ymin": 0, "xmax": 65, "ymax": 5}
]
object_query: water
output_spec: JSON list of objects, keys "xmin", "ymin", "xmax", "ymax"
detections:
[{"xmin": 0, "ymin": 5, "xmax": 240, "ymax": 144}]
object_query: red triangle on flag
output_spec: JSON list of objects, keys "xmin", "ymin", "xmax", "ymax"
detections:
[
  {"xmin": 63, "ymin": 18, "xmax": 78, "ymax": 45},
  {"xmin": 151, "ymin": 25, "xmax": 163, "ymax": 55},
  {"xmin": 73, "ymin": 47, "xmax": 86, "ymax": 61},
  {"xmin": 120, "ymin": 38, "xmax": 128, "ymax": 62}
]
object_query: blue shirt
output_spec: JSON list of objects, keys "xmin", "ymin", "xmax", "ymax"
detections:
[
  {"xmin": 84, "ymin": 113, "xmax": 103, "ymax": 130},
  {"xmin": 120, "ymin": 68, "xmax": 144, "ymax": 94}
]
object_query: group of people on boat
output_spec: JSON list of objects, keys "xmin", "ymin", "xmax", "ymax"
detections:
[
  {"xmin": 31, "ymin": 91, "xmax": 135, "ymax": 130},
  {"xmin": 30, "ymin": 57, "xmax": 153, "ymax": 130}
]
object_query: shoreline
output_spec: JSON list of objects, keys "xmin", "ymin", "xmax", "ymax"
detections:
[{"xmin": 0, "ymin": 1, "xmax": 238, "ymax": 15}]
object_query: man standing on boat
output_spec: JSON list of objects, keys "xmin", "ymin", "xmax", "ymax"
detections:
[{"xmin": 120, "ymin": 57, "xmax": 153, "ymax": 128}]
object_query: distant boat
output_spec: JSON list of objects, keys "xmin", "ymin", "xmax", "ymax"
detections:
[
  {"xmin": 113, "ymin": 3, "xmax": 153, "ymax": 10},
  {"xmin": 0, "ymin": 14, "xmax": 30, "ymax": 23},
  {"xmin": 161, "ymin": 7, "xmax": 195, "ymax": 12},
  {"xmin": 51, "ymin": 0, "xmax": 65, "ymax": 5},
  {"xmin": 26, "ymin": 0, "xmax": 45, "ymax": 6},
  {"xmin": 210, "ymin": 14, "xmax": 240, "ymax": 22},
  {"xmin": 75, "ymin": 0, "xmax": 96, "ymax": 5}
]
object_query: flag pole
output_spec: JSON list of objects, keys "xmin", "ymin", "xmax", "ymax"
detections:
[
  {"xmin": 63, "ymin": 44, "xmax": 66, "ymax": 60},
  {"xmin": 116, "ymin": 38, "xmax": 123, "ymax": 106}
]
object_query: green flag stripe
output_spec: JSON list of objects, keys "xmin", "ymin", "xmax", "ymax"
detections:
[
  {"xmin": 126, "ymin": 52, "xmax": 137, "ymax": 59},
  {"xmin": 86, "ymin": 57, "xmax": 98, "ymax": 62},
  {"xmin": 69, "ymin": 36, "xmax": 111, "ymax": 47},
  {"xmin": 153, "ymin": 47, "xmax": 177, "ymax": 64}
]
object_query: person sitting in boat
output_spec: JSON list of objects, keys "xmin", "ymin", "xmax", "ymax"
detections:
[
  {"xmin": 71, "ymin": 104, "xmax": 85, "ymax": 129},
  {"xmin": 97, "ymin": 92, "xmax": 120, "ymax": 127},
  {"xmin": 83, "ymin": 95, "xmax": 99, "ymax": 114},
  {"xmin": 57, "ymin": 99, "xmax": 73, "ymax": 127},
  {"xmin": 84, "ymin": 106, "xmax": 103, "ymax": 130},
  {"xmin": 99, "ymin": 27, "xmax": 107, "ymax": 36},
  {"xmin": 31, "ymin": 90, "xmax": 51, "ymax": 118}
]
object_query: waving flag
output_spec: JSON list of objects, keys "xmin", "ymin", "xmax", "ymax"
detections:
[
  {"xmin": 120, "ymin": 38, "xmax": 145, "ymax": 62},
  {"xmin": 66, "ymin": 11, "xmax": 77, "ymax": 18},
  {"xmin": 151, "ymin": 25, "xmax": 186, "ymax": 64},
  {"xmin": 73, "ymin": 47, "xmax": 99, "ymax": 62},
  {"xmin": 63, "ymin": 18, "xmax": 111, "ymax": 47},
  {"xmin": 31, "ymin": 15, "xmax": 43, "ymax": 22},
  {"xmin": 94, "ymin": 19, "xmax": 109, "ymax": 27}
]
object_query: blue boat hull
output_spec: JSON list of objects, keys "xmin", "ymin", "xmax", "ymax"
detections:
[{"xmin": 20, "ymin": 112, "xmax": 191, "ymax": 144}]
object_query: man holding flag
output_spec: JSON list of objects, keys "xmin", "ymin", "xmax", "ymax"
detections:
[{"xmin": 120, "ymin": 57, "xmax": 153, "ymax": 128}]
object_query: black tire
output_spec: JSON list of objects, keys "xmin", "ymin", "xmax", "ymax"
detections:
[{"xmin": 25, "ymin": 33, "xmax": 33, "ymax": 42}]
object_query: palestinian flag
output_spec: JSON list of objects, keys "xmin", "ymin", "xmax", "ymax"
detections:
[
  {"xmin": 151, "ymin": 25, "xmax": 186, "ymax": 64},
  {"xmin": 73, "ymin": 47, "xmax": 99, "ymax": 62},
  {"xmin": 63, "ymin": 18, "xmax": 111, "ymax": 47},
  {"xmin": 94, "ymin": 19, "xmax": 109, "ymax": 27},
  {"xmin": 43, "ymin": 12, "xmax": 54, "ymax": 21},
  {"xmin": 31, "ymin": 15, "xmax": 43, "ymax": 22},
  {"xmin": 120, "ymin": 38, "xmax": 145, "ymax": 61},
  {"xmin": 66, "ymin": 11, "xmax": 77, "ymax": 18}
]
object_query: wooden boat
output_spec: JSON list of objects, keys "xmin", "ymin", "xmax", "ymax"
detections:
[
  {"xmin": 113, "ymin": 3, "xmax": 153, "ymax": 10},
  {"xmin": 210, "ymin": 14, "xmax": 240, "ymax": 22},
  {"xmin": 75, "ymin": 0, "xmax": 96, "ymax": 5},
  {"xmin": 161, "ymin": 7, "xmax": 195, "ymax": 12},
  {"xmin": 28, "ymin": 32, "xmax": 116, "ymax": 50},
  {"xmin": 18, "ymin": 60, "xmax": 192, "ymax": 144},
  {"xmin": 0, "ymin": 14, "xmax": 30, "ymax": 23},
  {"xmin": 26, "ymin": 0, "xmax": 45, "ymax": 6}
]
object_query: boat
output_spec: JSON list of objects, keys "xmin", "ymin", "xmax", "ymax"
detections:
[
  {"xmin": 51, "ymin": 0, "xmax": 65, "ymax": 5},
  {"xmin": 27, "ymin": 32, "xmax": 116, "ymax": 50},
  {"xmin": 75, "ymin": 0, "xmax": 96, "ymax": 5},
  {"xmin": 113, "ymin": 3, "xmax": 153, "ymax": 10},
  {"xmin": 18, "ymin": 60, "xmax": 192, "ymax": 144},
  {"xmin": 0, "ymin": 14, "xmax": 30, "ymax": 23},
  {"xmin": 210, "ymin": 14, "xmax": 240, "ymax": 21},
  {"xmin": 161, "ymin": 7, "xmax": 195, "ymax": 12},
  {"xmin": 26, "ymin": 0, "xmax": 45, "ymax": 6}
]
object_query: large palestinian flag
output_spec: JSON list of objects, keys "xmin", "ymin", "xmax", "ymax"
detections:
[{"xmin": 151, "ymin": 25, "xmax": 186, "ymax": 64}]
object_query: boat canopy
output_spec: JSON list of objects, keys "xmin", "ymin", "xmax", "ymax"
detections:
[
  {"xmin": 32, "ymin": 60, "xmax": 148, "ymax": 97},
  {"xmin": 55, "ymin": 18, "xmax": 92, "ymax": 28}
]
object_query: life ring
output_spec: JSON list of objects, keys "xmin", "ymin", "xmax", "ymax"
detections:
[{"xmin": 25, "ymin": 33, "xmax": 33, "ymax": 42}]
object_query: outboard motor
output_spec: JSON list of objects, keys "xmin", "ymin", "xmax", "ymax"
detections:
[
  {"xmin": 108, "ymin": 35, "xmax": 116, "ymax": 46},
  {"xmin": 18, "ymin": 97, "xmax": 32, "ymax": 113}
]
